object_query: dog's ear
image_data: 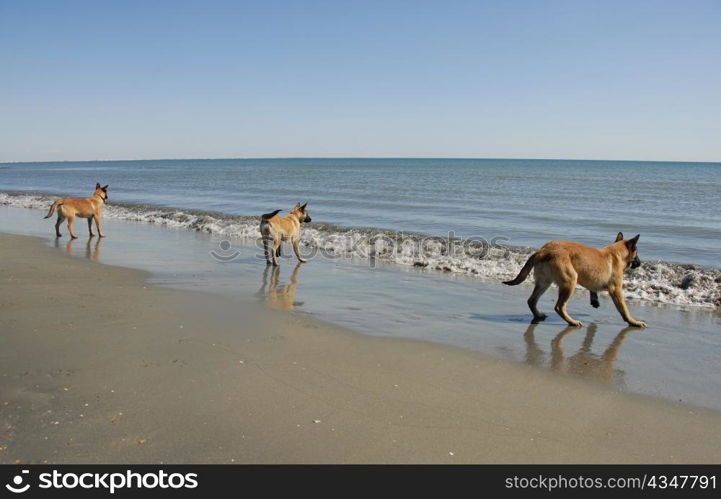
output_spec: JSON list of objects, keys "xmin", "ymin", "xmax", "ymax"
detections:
[
  {"xmin": 96, "ymin": 182, "xmax": 101, "ymax": 189},
  {"xmin": 102, "ymin": 185, "xmax": 109, "ymax": 191},
  {"xmin": 301, "ymin": 202, "xmax": 307, "ymax": 211},
  {"xmin": 294, "ymin": 203, "xmax": 301, "ymax": 210},
  {"xmin": 615, "ymin": 232, "xmax": 624, "ymax": 242},
  {"xmin": 625, "ymin": 234, "xmax": 640, "ymax": 249}
]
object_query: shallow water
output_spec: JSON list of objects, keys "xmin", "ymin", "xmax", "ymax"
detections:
[{"xmin": 2, "ymin": 206, "xmax": 720, "ymax": 412}]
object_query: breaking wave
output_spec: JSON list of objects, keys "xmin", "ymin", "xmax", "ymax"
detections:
[{"xmin": 2, "ymin": 191, "xmax": 719, "ymax": 309}]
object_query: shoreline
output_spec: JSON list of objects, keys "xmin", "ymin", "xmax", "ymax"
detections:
[
  {"xmin": 2, "ymin": 190, "xmax": 719, "ymax": 311},
  {"xmin": 2, "ymin": 232, "xmax": 721, "ymax": 463},
  {"xmin": 3, "ymin": 187, "xmax": 718, "ymax": 271}
]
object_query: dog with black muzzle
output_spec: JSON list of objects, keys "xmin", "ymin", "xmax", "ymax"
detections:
[
  {"xmin": 43, "ymin": 183, "xmax": 109, "ymax": 239},
  {"xmin": 503, "ymin": 232, "xmax": 645, "ymax": 328},
  {"xmin": 260, "ymin": 202, "xmax": 312, "ymax": 266}
]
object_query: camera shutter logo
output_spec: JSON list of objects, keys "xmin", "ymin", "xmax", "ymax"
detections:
[
  {"xmin": 210, "ymin": 239, "xmax": 240, "ymax": 262},
  {"xmin": 6, "ymin": 470, "xmax": 30, "ymax": 494}
]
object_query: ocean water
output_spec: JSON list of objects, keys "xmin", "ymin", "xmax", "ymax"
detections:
[{"xmin": 1, "ymin": 158, "xmax": 720, "ymax": 308}]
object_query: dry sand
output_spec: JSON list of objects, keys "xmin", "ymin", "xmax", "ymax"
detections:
[{"xmin": 1, "ymin": 233, "xmax": 721, "ymax": 463}]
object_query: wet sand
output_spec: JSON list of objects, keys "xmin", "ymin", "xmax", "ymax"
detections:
[{"xmin": 2, "ymin": 233, "xmax": 721, "ymax": 463}]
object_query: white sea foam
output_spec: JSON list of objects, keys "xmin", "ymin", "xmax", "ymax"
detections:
[{"xmin": 3, "ymin": 191, "xmax": 719, "ymax": 309}]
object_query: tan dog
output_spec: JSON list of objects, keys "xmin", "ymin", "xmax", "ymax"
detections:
[
  {"xmin": 260, "ymin": 202, "xmax": 311, "ymax": 265},
  {"xmin": 44, "ymin": 183, "xmax": 108, "ymax": 239},
  {"xmin": 503, "ymin": 232, "xmax": 645, "ymax": 328}
]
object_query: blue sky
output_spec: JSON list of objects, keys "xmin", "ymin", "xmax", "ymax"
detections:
[{"xmin": 1, "ymin": 0, "xmax": 720, "ymax": 162}]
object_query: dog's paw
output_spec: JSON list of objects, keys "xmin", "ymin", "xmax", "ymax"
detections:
[
  {"xmin": 531, "ymin": 314, "xmax": 547, "ymax": 323},
  {"xmin": 629, "ymin": 320, "xmax": 647, "ymax": 328},
  {"xmin": 568, "ymin": 320, "xmax": 583, "ymax": 327},
  {"xmin": 298, "ymin": 258, "xmax": 308, "ymax": 263},
  {"xmin": 591, "ymin": 301, "xmax": 600, "ymax": 309}
]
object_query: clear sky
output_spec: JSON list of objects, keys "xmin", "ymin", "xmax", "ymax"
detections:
[{"xmin": 1, "ymin": 0, "xmax": 720, "ymax": 162}]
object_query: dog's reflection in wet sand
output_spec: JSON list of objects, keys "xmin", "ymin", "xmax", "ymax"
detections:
[
  {"xmin": 523, "ymin": 323, "xmax": 636, "ymax": 385},
  {"xmin": 258, "ymin": 262, "xmax": 304, "ymax": 311},
  {"xmin": 55, "ymin": 235, "xmax": 102, "ymax": 262}
]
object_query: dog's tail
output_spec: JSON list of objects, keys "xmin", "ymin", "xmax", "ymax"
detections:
[
  {"xmin": 261, "ymin": 209, "xmax": 281, "ymax": 221},
  {"xmin": 503, "ymin": 252, "xmax": 540, "ymax": 286},
  {"xmin": 43, "ymin": 199, "xmax": 63, "ymax": 219}
]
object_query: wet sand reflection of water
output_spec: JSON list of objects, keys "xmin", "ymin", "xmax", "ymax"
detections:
[
  {"xmin": 257, "ymin": 262, "xmax": 305, "ymax": 311},
  {"xmin": 523, "ymin": 323, "xmax": 637, "ymax": 386},
  {"xmin": 56, "ymin": 236, "xmax": 103, "ymax": 262}
]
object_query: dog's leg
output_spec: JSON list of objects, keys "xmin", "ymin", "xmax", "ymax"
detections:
[
  {"xmin": 553, "ymin": 266, "xmax": 582, "ymax": 327},
  {"xmin": 262, "ymin": 237, "xmax": 271, "ymax": 264},
  {"xmin": 94, "ymin": 215, "xmax": 105, "ymax": 237},
  {"xmin": 55, "ymin": 214, "xmax": 65, "ymax": 237},
  {"xmin": 66, "ymin": 215, "xmax": 78, "ymax": 239},
  {"xmin": 276, "ymin": 244, "xmax": 282, "ymax": 258},
  {"xmin": 291, "ymin": 237, "xmax": 307, "ymax": 263},
  {"xmin": 527, "ymin": 278, "xmax": 551, "ymax": 322},
  {"xmin": 590, "ymin": 291, "xmax": 600, "ymax": 308},
  {"xmin": 87, "ymin": 218, "xmax": 95, "ymax": 237},
  {"xmin": 271, "ymin": 238, "xmax": 282, "ymax": 266},
  {"xmin": 555, "ymin": 284, "xmax": 582, "ymax": 327},
  {"xmin": 608, "ymin": 284, "xmax": 647, "ymax": 327}
]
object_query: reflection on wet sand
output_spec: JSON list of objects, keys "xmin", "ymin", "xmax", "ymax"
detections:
[
  {"xmin": 258, "ymin": 262, "xmax": 304, "ymax": 311},
  {"xmin": 56, "ymin": 236, "xmax": 103, "ymax": 262},
  {"xmin": 523, "ymin": 323, "xmax": 637, "ymax": 386}
]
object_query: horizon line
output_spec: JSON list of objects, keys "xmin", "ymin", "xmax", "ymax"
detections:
[{"xmin": 2, "ymin": 155, "xmax": 721, "ymax": 165}]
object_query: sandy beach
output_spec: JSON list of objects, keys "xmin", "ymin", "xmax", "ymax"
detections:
[{"xmin": 2, "ymin": 232, "xmax": 721, "ymax": 464}]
